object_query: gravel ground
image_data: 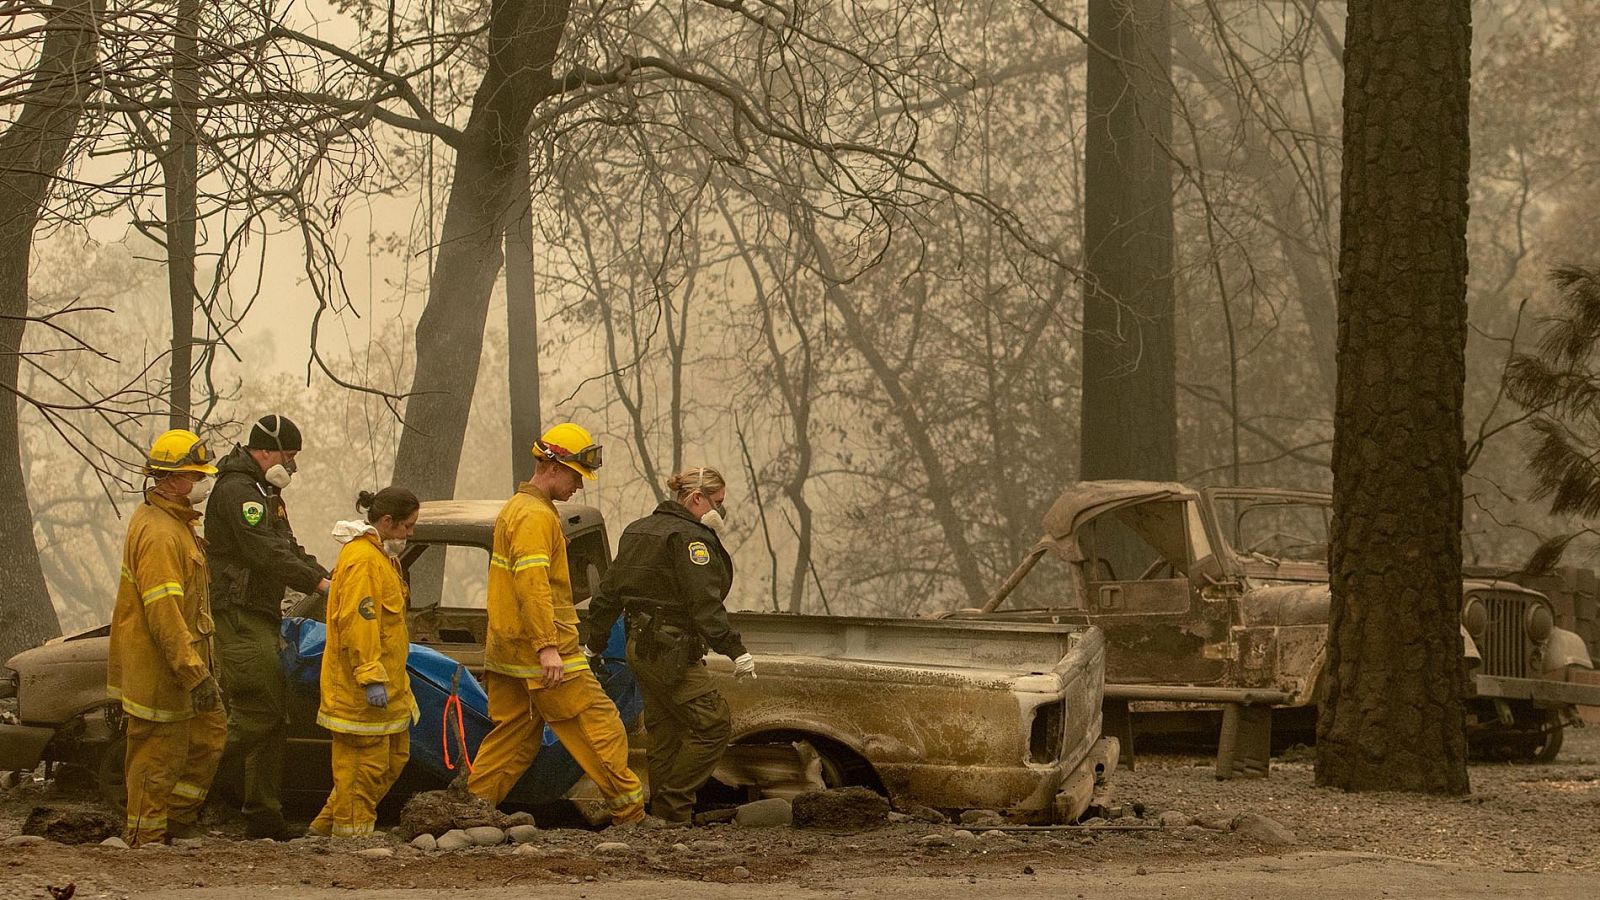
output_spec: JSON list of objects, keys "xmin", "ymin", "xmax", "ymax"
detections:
[
  {"xmin": 2, "ymin": 725, "xmax": 1596, "ymax": 898},
  {"xmin": 1117, "ymin": 723, "xmax": 1600, "ymax": 873}
]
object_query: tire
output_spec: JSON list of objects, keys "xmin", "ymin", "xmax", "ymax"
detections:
[{"xmin": 1529, "ymin": 723, "xmax": 1565, "ymax": 764}]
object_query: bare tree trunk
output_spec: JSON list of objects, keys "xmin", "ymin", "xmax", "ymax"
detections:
[
  {"xmin": 164, "ymin": 0, "xmax": 200, "ymax": 428},
  {"xmin": 392, "ymin": 0, "xmax": 572, "ymax": 502},
  {"xmin": 1318, "ymin": 0, "xmax": 1472, "ymax": 794},
  {"xmin": 1080, "ymin": 0, "xmax": 1176, "ymax": 482},
  {"xmin": 0, "ymin": 0, "xmax": 101, "ymax": 661},
  {"xmin": 505, "ymin": 149, "xmax": 539, "ymax": 486}
]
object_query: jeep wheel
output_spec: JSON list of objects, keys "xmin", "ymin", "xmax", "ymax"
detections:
[{"xmin": 1521, "ymin": 721, "xmax": 1564, "ymax": 764}]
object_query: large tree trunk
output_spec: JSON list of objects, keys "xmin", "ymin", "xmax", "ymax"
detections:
[
  {"xmin": 0, "ymin": 0, "xmax": 101, "ymax": 661},
  {"xmin": 392, "ymin": 0, "xmax": 571, "ymax": 502},
  {"xmin": 164, "ymin": 0, "xmax": 200, "ymax": 428},
  {"xmin": 505, "ymin": 150, "xmax": 539, "ymax": 487},
  {"xmin": 1317, "ymin": 0, "xmax": 1472, "ymax": 794},
  {"xmin": 1079, "ymin": 0, "xmax": 1176, "ymax": 481}
]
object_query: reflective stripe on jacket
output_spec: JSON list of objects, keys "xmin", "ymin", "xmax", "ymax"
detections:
[
  {"xmin": 108, "ymin": 492, "xmax": 215, "ymax": 723},
  {"xmin": 316, "ymin": 534, "xmax": 418, "ymax": 735},
  {"xmin": 483, "ymin": 483, "xmax": 588, "ymax": 683}
]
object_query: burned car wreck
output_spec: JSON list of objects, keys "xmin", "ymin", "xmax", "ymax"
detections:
[
  {"xmin": 944, "ymin": 481, "xmax": 1600, "ymax": 774},
  {"xmin": 3, "ymin": 499, "xmax": 1117, "ymax": 824}
]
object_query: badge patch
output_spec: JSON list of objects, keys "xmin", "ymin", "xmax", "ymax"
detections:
[
  {"xmin": 688, "ymin": 541, "xmax": 711, "ymax": 566},
  {"xmin": 358, "ymin": 597, "xmax": 376, "ymax": 620},
  {"xmin": 241, "ymin": 501, "xmax": 265, "ymax": 526}
]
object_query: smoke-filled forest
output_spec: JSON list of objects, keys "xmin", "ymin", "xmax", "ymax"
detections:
[{"xmin": 1, "ymin": 0, "xmax": 1594, "ymax": 644}]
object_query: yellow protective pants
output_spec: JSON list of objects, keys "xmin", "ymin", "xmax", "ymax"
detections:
[
  {"xmin": 310, "ymin": 730, "xmax": 410, "ymax": 837},
  {"xmin": 467, "ymin": 669, "xmax": 645, "ymax": 823},
  {"xmin": 123, "ymin": 708, "xmax": 227, "ymax": 847}
]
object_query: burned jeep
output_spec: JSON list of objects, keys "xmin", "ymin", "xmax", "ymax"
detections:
[{"xmin": 947, "ymin": 481, "xmax": 1600, "ymax": 772}]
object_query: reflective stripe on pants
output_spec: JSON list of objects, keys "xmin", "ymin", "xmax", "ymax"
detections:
[{"xmin": 124, "ymin": 707, "xmax": 227, "ymax": 847}]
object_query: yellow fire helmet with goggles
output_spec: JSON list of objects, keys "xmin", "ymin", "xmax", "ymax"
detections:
[
  {"xmin": 534, "ymin": 423, "xmax": 602, "ymax": 480},
  {"xmin": 145, "ymin": 429, "xmax": 219, "ymax": 476}
]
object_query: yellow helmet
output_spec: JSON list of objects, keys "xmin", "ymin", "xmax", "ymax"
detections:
[
  {"xmin": 146, "ymin": 429, "xmax": 218, "ymax": 476},
  {"xmin": 533, "ymin": 423, "xmax": 601, "ymax": 480}
]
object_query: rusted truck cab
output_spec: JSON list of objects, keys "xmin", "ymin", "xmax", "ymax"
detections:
[{"xmin": 953, "ymin": 480, "xmax": 1600, "ymax": 770}]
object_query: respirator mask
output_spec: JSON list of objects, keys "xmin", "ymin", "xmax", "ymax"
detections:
[
  {"xmin": 700, "ymin": 501, "xmax": 728, "ymax": 532},
  {"xmin": 264, "ymin": 457, "xmax": 297, "ymax": 489},
  {"xmin": 187, "ymin": 477, "xmax": 213, "ymax": 505}
]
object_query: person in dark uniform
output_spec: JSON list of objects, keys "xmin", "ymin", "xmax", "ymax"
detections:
[
  {"xmin": 586, "ymin": 466, "xmax": 756, "ymax": 824},
  {"xmin": 206, "ymin": 414, "xmax": 331, "ymax": 839}
]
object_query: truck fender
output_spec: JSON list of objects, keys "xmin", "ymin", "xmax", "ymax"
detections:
[
  {"xmin": 1461, "ymin": 626, "xmax": 1481, "ymax": 668},
  {"xmin": 1544, "ymin": 627, "xmax": 1593, "ymax": 671}
]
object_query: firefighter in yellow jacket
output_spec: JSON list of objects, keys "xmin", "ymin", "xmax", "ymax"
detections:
[
  {"xmin": 309, "ymin": 487, "xmax": 422, "ymax": 838},
  {"xmin": 108, "ymin": 430, "xmax": 226, "ymax": 846},
  {"xmin": 467, "ymin": 423, "xmax": 645, "ymax": 824}
]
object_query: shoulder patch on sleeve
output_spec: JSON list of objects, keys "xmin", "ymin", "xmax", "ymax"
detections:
[
  {"xmin": 241, "ymin": 501, "xmax": 265, "ymax": 526},
  {"xmin": 358, "ymin": 597, "xmax": 377, "ymax": 620},
  {"xmin": 688, "ymin": 541, "xmax": 711, "ymax": 566}
]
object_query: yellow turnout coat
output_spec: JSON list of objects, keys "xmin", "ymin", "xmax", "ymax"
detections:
[{"xmin": 317, "ymin": 531, "xmax": 418, "ymax": 734}]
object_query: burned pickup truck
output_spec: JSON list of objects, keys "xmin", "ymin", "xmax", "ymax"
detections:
[
  {"xmin": 942, "ymin": 481, "xmax": 1600, "ymax": 772},
  {"xmin": 3, "ymin": 499, "xmax": 1117, "ymax": 824}
]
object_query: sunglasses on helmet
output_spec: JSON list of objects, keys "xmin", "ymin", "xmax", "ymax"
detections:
[{"xmin": 536, "ymin": 440, "xmax": 603, "ymax": 470}]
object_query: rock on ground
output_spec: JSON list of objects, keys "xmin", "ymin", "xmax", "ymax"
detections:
[
  {"xmin": 1232, "ymin": 812, "xmax": 1297, "ymax": 846},
  {"xmin": 22, "ymin": 806, "xmax": 119, "ymax": 844},
  {"xmin": 464, "ymin": 826, "xmax": 506, "ymax": 846},
  {"xmin": 1194, "ymin": 812, "xmax": 1234, "ymax": 832},
  {"xmin": 960, "ymin": 809, "xmax": 1004, "ymax": 828},
  {"xmin": 895, "ymin": 802, "xmax": 950, "ymax": 824},
  {"xmin": 733, "ymin": 797, "xmax": 793, "ymax": 828},
  {"xmin": 435, "ymin": 829, "xmax": 473, "ymax": 851},
  {"xmin": 594, "ymin": 841, "xmax": 631, "ymax": 854},
  {"xmin": 792, "ymin": 787, "xmax": 890, "ymax": 830},
  {"xmin": 397, "ymin": 790, "xmax": 511, "ymax": 840},
  {"xmin": 410, "ymin": 833, "xmax": 437, "ymax": 852},
  {"xmin": 507, "ymin": 824, "xmax": 539, "ymax": 844},
  {"xmin": 1158, "ymin": 810, "xmax": 1192, "ymax": 828}
]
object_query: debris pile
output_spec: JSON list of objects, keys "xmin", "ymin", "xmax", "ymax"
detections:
[
  {"xmin": 396, "ymin": 789, "xmax": 521, "ymax": 840},
  {"xmin": 22, "ymin": 806, "xmax": 118, "ymax": 845},
  {"xmin": 792, "ymin": 787, "xmax": 890, "ymax": 830}
]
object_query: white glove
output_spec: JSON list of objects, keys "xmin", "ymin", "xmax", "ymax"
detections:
[{"xmin": 733, "ymin": 652, "xmax": 757, "ymax": 680}]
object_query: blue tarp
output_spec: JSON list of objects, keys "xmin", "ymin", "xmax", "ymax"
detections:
[{"xmin": 280, "ymin": 615, "xmax": 640, "ymax": 806}]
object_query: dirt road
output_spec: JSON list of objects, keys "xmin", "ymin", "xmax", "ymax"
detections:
[{"xmin": 4, "ymin": 728, "xmax": 1596, "ymax": 900}]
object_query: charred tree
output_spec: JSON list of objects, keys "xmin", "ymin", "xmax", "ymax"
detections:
[
  {"xmin": 505, "ymin": 149, "xmax": 539, "ymax": 486},
  {"xmin": 1079, "ymin": 0, "xmax": 1176, "ymax": 482},
  {"xmin": 163, "ymin": 0, "xmax": 200, "ymax": 428},
  {"xmin": 1317, "ymin": 0, "xmax": 1472, "ymax": 794},
  {"xmin": 391, "ymin": 0, "xmax": 571, "ymax": 502},
  {"xmin": 0, "ymin": 0, "xmax": 102, "ymax": 661}
]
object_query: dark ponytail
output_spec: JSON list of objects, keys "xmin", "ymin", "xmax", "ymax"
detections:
[{"xmin": 355, "ymin": 485, "xmax": 420, "ymax": 525}]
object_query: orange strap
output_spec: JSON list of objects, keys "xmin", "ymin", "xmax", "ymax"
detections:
[{"xmin": 441, "ymin": 692, "xmax": 473, "ymax": 773}]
